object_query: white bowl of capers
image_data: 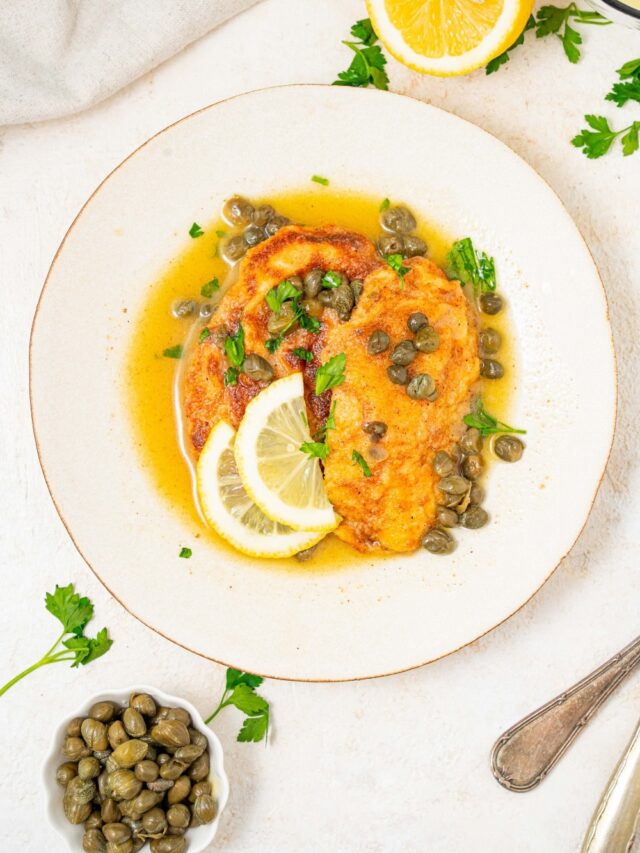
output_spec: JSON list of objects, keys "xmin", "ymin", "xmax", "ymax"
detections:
[{"xmin": 43, "ymin": 685, "xmax": 229, "ymax": 852}]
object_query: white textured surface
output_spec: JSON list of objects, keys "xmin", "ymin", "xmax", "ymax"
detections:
[{"xmin": 0, "ymin": 1, "xmax": 639, "ymax": 851}]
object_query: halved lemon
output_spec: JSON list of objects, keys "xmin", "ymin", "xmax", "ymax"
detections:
[
  {"xmin": 367, "ymin": 0, "xmax": 534, "ymax": 76},
  {"xmin": 196, "ymin": 420, "xmax": 325, "ymax": 558},
  {"xmin": 234, "ymin": 373, "xmax": 339, "ymax": 532}
]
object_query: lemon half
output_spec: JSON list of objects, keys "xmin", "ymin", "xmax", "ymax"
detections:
[
  {"xmin": 367, "ymin": 0, "xmax": 534, "ymax": 76},
  {"xmin": 233, "ymin": 373, "xmax": 339, "ymax": 533},
  {"xmin": 196, "ymin": 421, "xmax": 325, "ymax": 559}
]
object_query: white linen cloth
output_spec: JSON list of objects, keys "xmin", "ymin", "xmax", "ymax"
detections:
[{"xmin": 0, "ymin": 0, "xmax": 260, "ymax": 125}]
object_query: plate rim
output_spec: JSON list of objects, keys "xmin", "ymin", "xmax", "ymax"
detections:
[{"xmin": 28, "ymin": 83, "xmax": 618, "ymax": 682}]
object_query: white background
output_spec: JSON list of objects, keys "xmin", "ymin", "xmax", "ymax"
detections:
[{"xmin": 1, "ymin": 1, "xmax": 640, "ymax": 850}]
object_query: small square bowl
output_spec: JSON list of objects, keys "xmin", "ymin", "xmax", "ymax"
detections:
[{"xmin": 43, "ymin": 684, "xmax": 229, "ymax": 851}]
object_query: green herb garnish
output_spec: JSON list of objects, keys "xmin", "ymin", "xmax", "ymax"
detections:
[
  {"xmin": 300, "ymin": 441, "xmax": 330, "ymax": 461},
  {"xmin": 463, "ymin": 399, "xmax": 527, "ymax": 437},
  {"xmin": 448, "ymin": 238, "xmax": 496, "ymax": 296},
  {"xmin": 298, "ymin": 311, "xmax": 321, "ymax": 333},
  {"xmin": 265, "ymin": 337, "xmax": 282, "ymax": 353},
  {"xmin": 606, "ymin": 58, "xmax": 640, "ymax": 108},
  {"xmin": 0, "ymin": 583, "xmax": 112, "ymax": 697},
  {"xmin": 163, "ymin": 345, "xmax": 184, "ymax": 359},
  {"xmin": 189, "ymin": 222, "xmax": 204, "ymax": 238},
  {"xmin": 293, "ymin": 347, "xmax": 313, "ymax": 362},
  {"xmin": 224, "ymin": 367, "xmax": 239, "ymax": 386},
  {"xmin": 352, "ymin": 450, "xmax": 372, "ymax": 477},
  {"xmin": 386, "ymin": 253, "xmax": 410, "ymax": 285},
  {"xmin": 333, "ymin": 18, "xmax": 389, "ymax": 91},
  {"xmin": 311, "ymin": 175, "xmax": 330, "ymax": 186},
  {"xmin": 265, "ymin": 280, "xmax": 301, "ymax": 313},
  {"xmin": 315, "ymin": 353, "xmax": 346, "ymax": 396},
  {"xmin": 199, "ymin": 328, "xmax": 211, "ymax": 343},
  {"xmin": 179, "ymin": 547, "xmax": 192, "ymax": 559},
  {"xmin": 572, "ymin": 115, "xmax": 640, "ymax": 158},
  {"xmin": 379, "ymin": 197, "xmax": 391, "ymax": 211},
  {"xmin": 224, "ymin": 324, "xmax": 245, "ymax": 367},
  {"xmin": 321, "ymin": 270, "xmax": 342, "ymax": 289},
  {"xmin": 201, "ymin": 278, "xmax": 219, "ymax": 298},
  {"xmin": 205, "ymin": 668, "xmax": 270, "ymax": 743},
  {"xmin": 486, "ymin": 16, "xmax": 535, "ymax": 74},
  {"xmin": 215, "ymin": 229, "xmax": 227, "ymax": 238}
]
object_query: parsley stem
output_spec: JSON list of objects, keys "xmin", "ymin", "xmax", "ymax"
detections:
[
  {"xmin": 0, "ymin": 657, "xmax": 59, "ymax": 697},
  {"xmin": 204, "ymin": 691, "xmax": 233, "ymax": 725},
  {"xmin": 42, "ymin": 629, "xmax": 66, "ymax": 660}
]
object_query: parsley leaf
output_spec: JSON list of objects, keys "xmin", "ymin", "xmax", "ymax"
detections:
[
  {"xmin": 352, "ymin": 450, "xmax": 372, "ymax": 477},
  {"xmin": 536, "ymin": 4, "xmax": 610, "ymax": 63},
  {"xmin": 189, "ymin": 222, "xmax": 204, "ymax": 238},
  {"xmin": 265, "ymin": 337, "xmax": 283, "ymax": 353},
  {"xmin": 298, "ymin": 311, "xmax": 321, "ymax": 333},
  {"xmin": 572, "ymin": 115, "xmax": 640, "ymax": 158},
  {"xmin": 379, "ymin": 197, "xmax": 391, "ymax": 211},
  {"xmin": 179, "ymin": 547, "xmax": 192, "ymax": 558},
  {"xmin": 606, "ymin": 58, "xmax": 640, "ymax": 108},
  {"xmin": 486, "ymin": 15, "xmax": 535, "ymax": 74},
  {"xmin": 163, "ymin": 345, "xmax": 183, "ymax": 359},
  {"xmin": 224, "ymin": 325, "xmax": 245, "ymax": 367},
  {"xmin": 205, "ymin": 668, "xmax": 270, "ymax": 744},
  {"xmin": 321, "ymin": 270, "xmax": 342, "ymax": 289},
  {"xmin": 265, "ymin": 280, "xmax": 301, "ymax": 313},
  {"xmin": 311, "ymin": 175, "xmax": 330, "ymax": 186},
  {"xmin": 200, "ymin": 278, "xmax": 219, "ymax": 298},
  {"xmin": 333, "ymin": 18, "xmax": 389, "ymax": 91},
  {"xmin": 315, "ymin": 353, "xmax": 346, "ymax": 395},
  {"xmin": 463, "ymin": 398, "xmax": 526, "ymax": 437},
  {"xmin": 293, "ymin": 347, "xmax": 313, "ymax": 362},
  {"xmin": 448, "ymin": 238, "xmax": 496, "ymax": 296},
  {"xmin": 215, "ymin": 229, "xmax": 227, "ymax": 238},
  {"xmin": 0, "ymin": 583, "xmax": 113, "ymax": 696},
  {"xmin": 199, "ymin": 328, "xmax": 211, "ymax": 343},
  {"xmin": 300, "ymin": 441, "xmax": 330, "ymax": 461},
  {"xmin": 224, "ymin": 367, "xmax": 239, "ymax": 386},
  {"xmin": 386, "ymin": 253, "xmax": 410, "ymax": 285}
]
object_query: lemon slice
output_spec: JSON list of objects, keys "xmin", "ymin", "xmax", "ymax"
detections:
[
  {"xmin": 233, "ymin": 373, "xmax": 339, "ymax": 532},
  {"xmin": 196, "ymin": 421, "xmax": 325, "ymax": 559},
  {"xmin": 367, "ymin": 0, "xmax": 534, "ymax": 76}
]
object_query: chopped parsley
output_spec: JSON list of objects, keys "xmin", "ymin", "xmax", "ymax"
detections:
[
  {"xmin": 352, "ymin": 450, "xmax": 372, "ymax": 477},
  {"xmin": 189, "ymin": 222, "xmax": 204, "ymax": 238},
  {"xmin": 315, "ymin": 353, "xmax": 346, "ymax": 396},
  {"xmin": 215, "ymin": 229, "xmax": 227, "ymax": 238},
  {"xmin": 265, "ymin": 280, "xmax": 301, "ymax": 313},
  {"xmin": 163, "ymin": 345, "xmax": 183, "ymax": 359},
  {"xmin": 200, "ymin": 278, "xmax": 219, "ymax": 298},
  {"xmin": 321, "ymin": 270, "xmax": 342, "ymax": 289},
  {"xmin": 265, "ymin": 337, "xmax": 282, "ymax": 354},
  {"xmin": 224, "ymin": 367, "xmax": 239, "ymax": 386},
  {"xmin": 311, "ymin": 175, "xmax": 330, "ymax": 186},
  {"xmin": 293, "ymin": 347, "xmax": 313, "ymax": 362},
  {"xmin": 224, "ymin": 325, "xmax": 245, "ymax": 367},
  {"xmin": 300, "ymin": 441, "xmax": 330, "ymax": 461},
  {"xmin": 179, "ymin": 547, "xmax": 192, "ymax": 559},
  {"xmin": 386, "ymin": 253, "xmax": 410, "ymax": 285},
  {"xmin": 463, "ymin": 399, "xmax": 527, "ymax": 437},
  {"xmin": 379, "ymin": 197, "xmax": 391, "ymax": 211},
  {"xmin": 448, "ymin": 238, "xmax": 496, "ymax": 296},
  {"xmin": 199, "ymin": 327, "xmax": 211, "ymax": 343}
]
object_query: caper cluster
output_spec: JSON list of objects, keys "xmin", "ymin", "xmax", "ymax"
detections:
[
  {"xmin": 377, "ymin": 205, "xmax": 427, "ymax": 259},
  {"xmin": 56, "ymin": 693, "xmax": 216, "ymax": 853},
  {"xmin": 222, "ymin": 196, "xmax": 290, "ymax": 263},
  {"xmin": 478, "ymin": 293, "xmax": 505, "ymax": 380},
  {"xmin": 367, "ymin": 312, "xmax": 440, "ymax": 400}
]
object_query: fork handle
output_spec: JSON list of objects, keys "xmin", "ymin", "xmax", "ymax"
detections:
[{"xmin": 492, "ymin": 635, "xmax": 640, "ymax": 792}]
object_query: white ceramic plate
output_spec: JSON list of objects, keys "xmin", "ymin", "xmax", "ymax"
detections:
[{"xmin": 30, "ymin": 86, "xmax": 616, "ymax": 681}]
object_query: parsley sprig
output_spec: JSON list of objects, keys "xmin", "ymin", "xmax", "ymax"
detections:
[
  {"xmin": 386, "ymin": 253, "xmax": 410, "ymax": 286},
  {"xmin": 333, "ymin": 19, "xmax": 389, "ymax": 91},
  {"xmin": 265, "ymin": 282, "xmax": 321, "ymax": 352},
  {"xmin": 224, "ymin": 325, "xmax": 245, "ymax": 385},
  {"xmin": 572, "ymin": 115, "xmax": 640, "ymax": 159},
  {"xmin": 205, "ymin": 668, "xmax": 270, "ymax": 742},
  {"xmin": 463, "ymin": 399, "xmax": 526, "ymax": 438},
  {"xmin": 448, "ymin": 239, "xmax": 496, "ymax": 296},
  {"xmin": 0, "ymin": 583, "xmax": 113, "ymax": 697},
  {"xmin": 315, "ymin": 353, "xmax": 346, "ymax": 395},
  {"xmin": 300, "ymin": 402, "xmax": 337, "ymax": 460},
  {"xmin": 606, "ymin": 59, "xmax": 640, "ymax": 108}
]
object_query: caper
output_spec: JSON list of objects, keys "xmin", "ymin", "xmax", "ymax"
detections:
[
  {"xmin": 243, "ymin": 353, "xmax": 274, "ymax": 382},
  {"xmin": 130, "ymin": 790, "xmax": 162, "ymax": 818},
  {"xmin": 101, "ymin": 799, "xmax": 121, "ymax": 824},
  {"xmin": 68, "ymin": 717, "xmax": 86, "ymax": 738},
  {"xmin": 108, "ymin": 721, "xmax": 128, "ymax": 750},
  {"xmin": 167, "ymin": 804, "xmax": 191, "ymax": 829},
  {"xmin": 380, "ymin": 205, "xmax": 416, "ymax": 234},
  {"xmin": 480, "ymin": 358, "xmax": 504, "ymax": 380},
  {"xmin": 407, "ymin": 312, "xmax": 428, "ymax": 333},
  {"xmin": 403, "ymin": 235, "xmax": 428, "ymax": 258},
  {"xmin": 462, "ymin": 454, "xmax": 484, "ymax": 480},
  {"xmin": 84, "ymin": 828, "xmax": 107, "ymax": 852},
  {"xmin": 334, "ymin": 282, "xmax": 355, "ymax": 320},
  {"xmin": 438, "ymin": 475, "xmax": 470, "ymax": 496},
  {"xmin": 129, "ymin": 693, "xmax": 156, "ymax": 717},
  {"xmin": 103, "ymin": 823, "xmax": 132, "ymax": 844},
  {"xmin": 301, "ymin": 268, "xmax": 321, "ymax": 297},
  {"xmin": 82, "ymin": 719, "xmax": 109, "ymax": 751},
  {"xmin": 350, "ymin": 280, "xmax": 364, "ymax": 304},
  {"xmin": 251, "ymin": 204, "xmax": 274, "ymax": 227},
  {"xmin": 460, "ymin": 505, "xmax": 489, "ymax": 529},
  {"xmin": 188, "ymin": 752, "xmax": 210, "ymax": 782},
  {"xmin": 160, "ymin": 759, "xmax": 188, "ymax": 781},
  {"xmin": 363, "ymin": 421, "xmax": 387, "ymax": 441},
  {"xmin": 111, "ymin": 740, "xmax": 148, "ymax": 769},
  {"xmin": 153, "ymin": 719, "xmax": 190, "ymax": 747},
  {"xmin": 147, "ymin": 778, "xmax": 175, "ymax": 793},
  {"xmin": 57, "ymin": 762, "xmax": 78, "ymax": 786},
  {"xmin": 167, "ymin": 776, "xmax": 192, "ymax": 805},
  {"xmin": 470, "ymin": 483, "xmax": 485, "ymax": 504},
  {"xmin": 479, "ymin": 327, "xmax": 501, "ymax": 354},
  {"xmin": 494, "ymin": 435, "xmax": 524, "ymax": 462},
  {"xmin": 243, "ymin": 224, "xmax": 264, "ymax": 247},
  {"xmin": 167, "ymin": 827, "xmax": 187, "ymax": 838},
  {"xmin": 79, "ymin": 757, "xmax": 102, "ymax": 780},
  {"xmin": 367, "ymin": 329, "xmax": 389, "ymax": 355},
  {"xmin": 268, "ymin": 301, "xmax": 298, "ymax": 336},
  {"xmin": 142, "ymin": 806, "xmax": 168, "ymax": 836},
  {"xmin": 436, "ymin": 506, "xmax": 459, "ymax": 528},
  {"xmin": 64, "ymin": 798, "xmax": 93, "ymax": 825},
  {"xmin": 171, "ymin": 299, "xmax": 197, "ymax": 319},
  {"xmin": 108, "ymin": 769, "xmax": 143, "ymax": 801},
  {"xmin": 174, "ymin": 744, "xmax": 205, "ymax": 766},
  {"xmin": 318, "ymin": 289, "xmax": 337, "ymax": 308},
  {"xmin": 134, "ymin": 760, "xmax": 159, "ymax": 783},
  {"xmin": 98, "ymin": 771, "xmax": 111, "ymax": 801},
  {"xmin": 300, "ymin": 296, "xmax": 323, "ymax": 319},
  {"xmin": 223, "ymin": 195, "xmax": 254, "ymax": 225},
  {"xmin": 94, "ymin": 749, "xmax": 112, "ymax": 763},
  {"xmin": 188, "ymin": 781, "xmax": 212, "ymax": 803},
  {"xmin": 66, "ymin": 775, "xmax": 97, "ymax": 805},
  {"xmin": 414, "ymin": 325, "xmax": 440, "ymax": 353},
  {"xmin": 479, "ymin": 292, "xmax": 503, "ymax": 315},
  {"xmin": 188, "ymin": 729, "xmax": 208, "ymax": 749},
  {"xmin": 64, "ymin": 736, "xmax": 92, "ymax": 761},
  {"xmin": 421, "ymin": 528, "xmax": 454, "ymax": 554},
  {"xmin": 120, "ymin": 817, "xmax": 143, "ymax": 836},
  {"xmin": 199, "ymin": 302, "xmax": 214, "ymax": 320},
  {"xmin": 387, "ymin": 364, "xmax": 408, "ymax": 385},
  {"xmin": 122, "ymin": 709, "xmax": 146, "ymax": 738},
  {"xmin": 131, "ymin": 840, "xmax": 145, "ymax": 853},
  {"xmin": 193, "ymin": 794, "xmax": 216, "ymax": 824},
  {"xmin": 377, "ymin": 234, "xmax": 404, "ymax": 256},
  {"xmin": 150, "ymin": 837, "xmax": 187, "ymax": 853},
  {"xmin": 85, "ymin": 810, "xmax": 104, "ymax": 831},
  {"xmin": 157, "ymin": 753, "xmax": 170, "ymax": 766},
  {"xmin": 432, "ymin": 451, "xmax": 454, "ymax": 477},
  {"xmin": 107, "ymin": 839, "xmax": 133, "ymax": 853},
  {"xmin": 391, "ymin": 340, "xmax": 417, "ymax": 366},
  {"xmin": 264, "ymin": 214, "xmax": 289, "ymax": 236},
  {"xmin": 459, "ymin": 427, "xmax": 483, "ymax": 454},
  {"xmin": 105, "ymin": 755, "xmax": 120, "ymax": 773},
  {"xmin": 90, "ymin": 702, "xmax": 118, "ymax": 723},
  {"xmin": 407, "ymin": 373, "xmax": 436, "ymax": 401},
  {"xmin": 223, "ymin": 235, "xmax": 247, "ymax": 262}
]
